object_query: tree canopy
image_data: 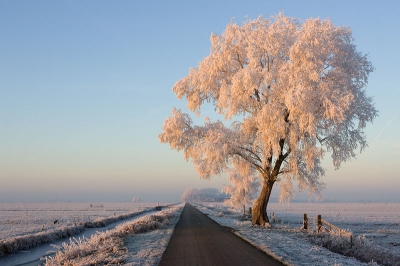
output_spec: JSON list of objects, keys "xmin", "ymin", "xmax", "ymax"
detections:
[{"xmin": 159, "ymin": 14, "xmax": 377, "ymax": 225}]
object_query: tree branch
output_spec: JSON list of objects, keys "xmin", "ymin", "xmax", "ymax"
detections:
[
  {"xmin": 236, "ymin": 145, "xmax": 263, "ymax": 163},
  {"xmin": 316, "ymin": 135, "xmax": 327, "ymax": 144},
  {"xmin": 232, "ymin": 151, "xmax": 264, "ymax": 174}
]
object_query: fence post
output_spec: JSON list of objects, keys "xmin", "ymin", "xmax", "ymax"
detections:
[
  {"xmin": 317, "ymin": 215, "xmax": 322, "ymax": 233},
  {"xmin": 248, "ymin": 207, "xmax": 252, "ymax": 215},
  {"xmin": 303, "ymin": 213, "xmax": 308, "ymax": 230}
]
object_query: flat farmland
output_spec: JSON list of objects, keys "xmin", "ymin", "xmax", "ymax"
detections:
[{"xmin": 0, "ymin": 202, "xmax": 161, "ymax": 240}]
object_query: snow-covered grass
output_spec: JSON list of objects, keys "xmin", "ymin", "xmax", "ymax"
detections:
[
  {"xmin": 0, "ymin": 202, "xmax": 168, "ymax": 257},
  {"xmin": 195, "ymin": 202, "xmax": 400, "ymax": 266},
  {"xmin": 0, "ymin": 225, "xmax": 85, "ymax": 257},
  {"xmin": 3, "ymin": 202, "xmax": 398, "ymax": 265},
  {"xmin": 308, "ymin": 232, "xmax": 400, "ymax": 265},
  {"xmin": 43, "ymin": 205, "xmax": 183, "ymax": 266},
  {"xmin": 0, "ymin": 202, "xmax": 160, "ymax": 240}
]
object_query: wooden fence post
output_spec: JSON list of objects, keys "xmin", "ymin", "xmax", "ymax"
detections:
[
  {"xmin": 248, "ymin": 207, "xmax": 252, "ymax": 215},
  {"xmin": 317, "ymin": 215, "xmax": 322, "ymax": 233},
  {"xmin": 303, "ymin": 213, "xmax": 308, "ymax": 230}
]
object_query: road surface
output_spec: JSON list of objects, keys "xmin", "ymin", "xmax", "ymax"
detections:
[{"xmin": 159, "ymin": 203, "xmax": 284, "ymax": 266}]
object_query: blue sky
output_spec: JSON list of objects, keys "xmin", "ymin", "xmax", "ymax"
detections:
[{"xmin": 0, "ymin": 0, "xmax": 399, "ymax": 202}]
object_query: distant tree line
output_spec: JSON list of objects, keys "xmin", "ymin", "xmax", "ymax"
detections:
[{"xmin": 181, "ymin": 188, "xmax": 228, "ymax": 202}]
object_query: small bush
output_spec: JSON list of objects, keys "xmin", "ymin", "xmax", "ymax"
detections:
[{"xmin": 215, "ymin": 212, "xmax": 224, "ymax": 217}]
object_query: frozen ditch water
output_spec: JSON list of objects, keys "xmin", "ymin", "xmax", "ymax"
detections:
[{"xmin": 0, "ymin": 210, "xmax": 158, "ymax": 266}]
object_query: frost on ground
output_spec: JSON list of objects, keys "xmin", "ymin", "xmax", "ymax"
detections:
[
  {"xmin": 308, "ymin": 232, "xmax": 400, "ymax": 266},
  {"xmin": 0, "ymin": 202, "xmax": 156, "ymax": 240},
  {"xmin": 195, "ymin": 202, "xmax": 400, "ymax": 266},
  {"xmin": 43, "ymin": 204, "xmax": 183, "ymax": 266},
  {"xmin": 123, "ymin": 223, "xmax": 177, "ymax": 266},
  {"xmin": 0, "ymin": 207, "xmax": 153, "ymax": 257}
]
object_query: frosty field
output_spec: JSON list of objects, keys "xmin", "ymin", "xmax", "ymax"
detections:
[
  {"xmin": 267, "ymin": 202, "xmax": 400, "ymax": 255},
  {"xmin": 198, "ymin": 202, "xmax": 400, "ymax": 265},
  {"xmin": 1, "ymin": 201, "xmax": 399, "ymax": 265},
  {"xmin": 0, "ymin": 202, "xmax": 164, "ymax": 241}
]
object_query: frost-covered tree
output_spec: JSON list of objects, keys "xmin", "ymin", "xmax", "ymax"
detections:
[
  {"xmin": 181, "ymin": 188, "xmax": 199, "ymax": 202},
  {"xmin": 181, "ymin": 188, "xmax": 220, "ymax": 202},
  {"xmin": 159, "ymin": 14, "xmax": 377, "ymax": 225},
  {"xmin": 132, "ymin": 196, "xmax": 141, "ymax": 203},
  {"xmin": 223, "ymin": 169, "xmax": 259, "ymax": 212}
]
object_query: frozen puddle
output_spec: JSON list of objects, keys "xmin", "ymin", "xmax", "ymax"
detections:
[{"xmin": 0, "ymin": 210, "xmax": 157, "ymax": 266}]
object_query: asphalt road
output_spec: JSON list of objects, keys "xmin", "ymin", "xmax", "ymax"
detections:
[{"xmin": 159, "ymin": 203, "xmax": 284, "ymax": 266}]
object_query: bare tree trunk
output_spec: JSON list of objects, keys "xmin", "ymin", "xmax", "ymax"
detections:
[{"xmin": 252, "ymin": 180, "xmax": 274, "ymax": 225}]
